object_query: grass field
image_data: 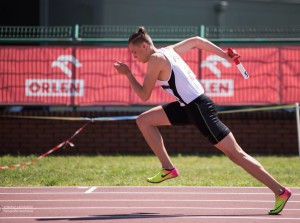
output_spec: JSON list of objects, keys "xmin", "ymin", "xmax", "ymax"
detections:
[{"xmin": 0, "ymin": 154, "xmax": 299, "ymax": 187}]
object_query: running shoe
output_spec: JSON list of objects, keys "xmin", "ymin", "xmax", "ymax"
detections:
[
  {"xmin": 269, "ymin": 187, "xmax": 292, "ymax": 215},
  {"xmin": 147, "ymin": 167, "xmax": 179, "ymax": 183}
]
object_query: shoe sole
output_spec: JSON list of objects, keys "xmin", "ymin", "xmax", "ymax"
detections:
[{"xmin": 146, "ymin": 175, "xmax": 178, "ymax": 184}]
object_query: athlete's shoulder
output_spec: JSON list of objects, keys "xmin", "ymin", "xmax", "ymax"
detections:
[
  {"xmin": 146, "ymin": 52, "xmax": 167, "ymax": 71},
  {"xmin": 150, "ymin": 50, "xmax": 168, "ymax": 62}
]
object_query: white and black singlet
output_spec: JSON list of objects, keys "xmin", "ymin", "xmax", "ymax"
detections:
[
  {"xmin": 157, "ymin": 48, "xmax": 230, "ymax": 145},
  {"xmin": 157, "ymin": 48, "xmax": 204, "ymax": 106}
]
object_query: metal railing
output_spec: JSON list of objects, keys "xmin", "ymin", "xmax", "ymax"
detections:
[
  {"xmin": 204, "ymin": 26, "xmax": 300, "ymax": 43},
  {"xmin": 1, "ymin": 25, "xmax": 300, "ymax": 44},
  {"xmin": 0, "ymin": 26, "xmax": 73, "ymax": 42},
  {"xmin": 76, "ymin": 25, "xmax": 199, "ymax": 43}
]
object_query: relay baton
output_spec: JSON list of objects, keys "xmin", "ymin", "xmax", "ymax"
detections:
[{"xmin": 227, "ymin": 48, "xmax": 249, "ymax": 79}]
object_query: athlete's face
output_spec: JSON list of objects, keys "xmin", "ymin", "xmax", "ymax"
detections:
[{"xmin": 128, "ymin": 42, "xmax": 149, "ymax": 63}]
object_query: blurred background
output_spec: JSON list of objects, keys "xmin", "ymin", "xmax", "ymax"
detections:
[
  {"xmin": 1, "ymin": 0, "xmax": 300, "ymax": 27},
  {"xmin": 0, "ymin": 0, "xmax": 299, "ymax": 155}
]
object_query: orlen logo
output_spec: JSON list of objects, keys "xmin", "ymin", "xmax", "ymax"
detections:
[
  {"xmin": 51, "ymin": 55, "xmax": 82, "ymax": 78},
  {"xmin": 200, "ymin": 55, "xmax": 234, "ymax": 97},
  {"xmin": 201, "ymin": 55, "xmax": 232, "ymax": 78},
  {"xmin": 26, "ymin": 54, "xmax": 84, "ymax": 97}
]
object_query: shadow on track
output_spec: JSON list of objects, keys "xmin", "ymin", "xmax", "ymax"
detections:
[{"xmin": 36, "ymin": 212, "xmax": 268, "ymax": 221}]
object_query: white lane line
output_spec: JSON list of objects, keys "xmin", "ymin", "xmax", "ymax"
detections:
[
  {"xmin": 84, "ymin": 186, "xmax": 97, "ymax": 194},
  {"xmin": 0, "ymin": 186, "xmax": 299, "ymax": 190},
  {"xmin": 1, "ymin": 206, "xmax": 299, "ymax": 211},
  {"xmin": 1, "ymin": 199, "xmax": 300, "ymax": 203},
  {"xmin": 0, "ymin": 186, "xmax": 268, "ymax": 188},
  {"xmin": 1, "ymin": 192, "xmax": 299, "ymax": 195},
  {"xmin": 3, "ymin": 192, "xmax": 269, "ymax": 194}
]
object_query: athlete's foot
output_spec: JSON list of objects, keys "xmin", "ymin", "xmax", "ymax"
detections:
[
  {"xmin": 269, "ymin": 187, "xmax": 292, "ymax": 215},
  {"xmin": 147, "ymin": 167, "xmax": 179, "ymax": 183}
]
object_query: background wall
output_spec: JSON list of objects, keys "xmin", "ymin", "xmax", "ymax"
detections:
[
  {"xmin": 45, "ymin": 0, "xmax": 300, "ymax": 27},
  {"xmin": 1, "ymin": 0, "xmax": 300, "ymax": 27},
  {"xmin": 0, "ymin": 110, "xmax": 297, "ymax": 155},
  {"xmin": 0, "ymin": 1, "xmax": 299, "ymax": 156}
]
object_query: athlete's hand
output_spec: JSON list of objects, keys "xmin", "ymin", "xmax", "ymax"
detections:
[
  {"xmin": 225, "ymin": 49, "xmax": 241, "ymax": 62},
  {"xmin": 114, "ymin": 61, "xmax": 131, "ymax": 76}
]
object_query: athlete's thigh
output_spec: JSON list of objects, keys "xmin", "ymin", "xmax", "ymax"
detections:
[
  {"xmin": 162, "ymin": 101, "xmax": 190, "ymax": 125},
  {"xmin": 186, "ymin": 94, "xmax": 230, "ymax": 145},
  {"xmin": 138, "ymin": 105, "xmax": 171, "ymax": 126}
]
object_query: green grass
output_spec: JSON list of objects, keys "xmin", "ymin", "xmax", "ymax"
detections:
[{"xmin": 0, "ymin": 154, "xmax": 299, "ymax": 187}]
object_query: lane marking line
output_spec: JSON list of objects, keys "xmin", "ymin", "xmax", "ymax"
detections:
[
  {"xmin": 1, "ymin": 206, "xmax": 299, "ymax": 211},
  {"xmin": 84, "ymin": 186, "xmax": 97, "ymax": 194},
  {"xmin": 1, "ymin": 199, "xmax": 299, "ymax": 203},
  {"xmin": 0, "ymin": 192, "xmax": 299, "ymax": 195},
  {"xmin": 0, "ymin": 186, "xmax": 299, "ymax": 189}
]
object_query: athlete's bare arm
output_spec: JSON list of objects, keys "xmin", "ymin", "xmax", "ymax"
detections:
[
  {"xmin": 114, "ymin": 54, "xmax": 164, "ymax": 101},
  {"xmin": 167, "ymin": 36, "xmax": 236, "ymax": 61}
]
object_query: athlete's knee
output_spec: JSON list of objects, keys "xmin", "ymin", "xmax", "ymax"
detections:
[
  {"xmin": 136, "ymin": 113, "xmax": 150, "ymax": 129},
  {"xmin": 136, "ymin": 115, "xmax": 144, "ymax": 128},
  {"xmin": 228, "ymin": 150, "xmax": 244, "ymax": 164},
  {"xmin": 227, "ymin": 148, "xmax": 250, "ymax": 166},
  {"xmin": 216, "ymin": 143, "xmax": 245, "ymax": 164}
]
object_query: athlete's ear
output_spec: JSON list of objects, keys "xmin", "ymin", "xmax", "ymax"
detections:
[{"xmin": 141, "ymin": 42, "xmax": 148, "ymax": 50}]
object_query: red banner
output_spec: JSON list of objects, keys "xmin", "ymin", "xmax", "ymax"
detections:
[
  {"xmin": 280, "ymin": 46, "xmax": 300, "ymax": 104},
  {"xmin": 0, "ymin": 46, "xmax": 299, "ymax": 106},
  {"xmin": 0, "ymin": 47, "xmax": 75, "ymax": 105},
  {"xmin": 200, "ymin": 47, "xmax": 280, "ymax": 105}
]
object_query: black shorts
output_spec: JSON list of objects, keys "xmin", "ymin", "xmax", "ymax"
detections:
[{"xmin": 162, "ymin": 94, "xmax": 230, "ymax": 145}]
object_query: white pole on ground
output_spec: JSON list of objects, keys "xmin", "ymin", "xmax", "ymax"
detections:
[{"xmin": 296, "ymin": 102, "xmax": 300, "ymax": 157}]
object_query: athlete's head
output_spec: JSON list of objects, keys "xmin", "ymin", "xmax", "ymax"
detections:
[
  {"xmin": 128, "ymin": 27, "xmax": 154, "ymax": 63},
  {"xmin": 128, "ymin": 26, "xmax": 153, "ymax": 46}
]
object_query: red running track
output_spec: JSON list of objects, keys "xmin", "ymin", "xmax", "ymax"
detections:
[{"xmin": 0, "ymin": 186, "xmax": 299, "ymax": 223}]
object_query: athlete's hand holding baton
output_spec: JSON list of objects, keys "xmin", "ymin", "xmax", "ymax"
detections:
[{"xmin": 227, "ymin": 48, "xmax": 249, "ymax": 79}]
